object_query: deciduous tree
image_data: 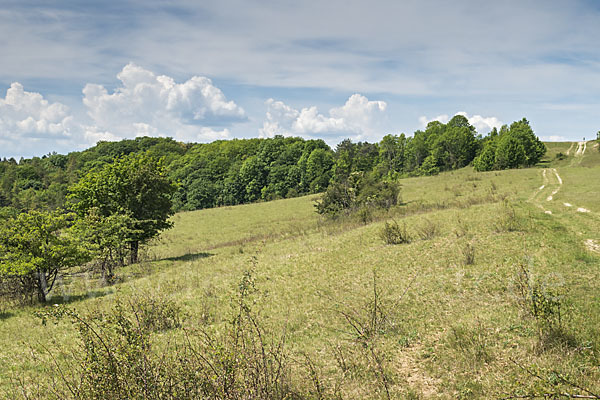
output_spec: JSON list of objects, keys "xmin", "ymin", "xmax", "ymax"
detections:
[
  {"xmin": 0, "ymin": 210, "xmax": 91, "ymax": 302},
  {"xmin": 69, "ymin": 153, "xmax": 177, "ymax": 264}
]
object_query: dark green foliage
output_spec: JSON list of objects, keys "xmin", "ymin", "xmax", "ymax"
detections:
[
  {"xmin": 431, "ymin": 115, "xmax": 478, "ymax": 171},
  {"xmin": 71, "ymin": 209, "xmax": 140, "ymax": 282},
  {"xmin": 170, "ymin": 136, "xmax": 333, "ymax": 209},
  {"xmin": 315, "ymin": 172, "xmax": 400, "ymax": 218},
  {"xmin": 314, "ymin": 179, "xmax": 356, "ymax": 217},
  {"xmin": 474, "ymin": 118, "xmax": 546, "ymax": 171}
]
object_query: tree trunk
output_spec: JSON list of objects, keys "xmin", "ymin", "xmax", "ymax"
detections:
[
  {"xmin": 129, "ymin": 241, "xmax": 139, "ymax": 264},
  {"xmin": 37, "ymin": 270, "xmax": 48, "ymax": 303}
]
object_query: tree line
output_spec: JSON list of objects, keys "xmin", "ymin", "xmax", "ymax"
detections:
[{"xmin": 0, "ymin": 116, "xmax": 545, "ymax": 215}]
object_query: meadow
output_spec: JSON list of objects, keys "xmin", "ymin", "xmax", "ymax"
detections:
[{"xmin": 1, "ymin": 141, "xmax": 599, "ymax": 399}]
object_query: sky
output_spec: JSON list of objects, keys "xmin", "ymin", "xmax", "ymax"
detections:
[{"xmin": 1, "ymin": 0, "xmax": 599, "ymax": 159}]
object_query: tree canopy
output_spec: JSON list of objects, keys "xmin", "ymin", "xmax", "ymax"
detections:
[
  {"xmin": 69, "ymin": 152, "xmax": 178, "ymax": 263},
  {"xmin": 0, "ymin": 210, "xmax": 91, "ymax": 302},
  {"xmin": 473, "ymin": 118, "xmax": 545, "ymax": 171}
]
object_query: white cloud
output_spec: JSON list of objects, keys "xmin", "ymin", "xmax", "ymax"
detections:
[
  {"xmin": 539, "ymin": 135, "xmax": 570, "ymax": 142},
  {"xmin": 418, "ymin": 114, "xmax": 450, "ymax": 127},
  {"xmin": 82, "ymin": 63, "xmax": 245, "ymax": 142},
  {"xmin": 260, "ymin": 94, "xmax": 387, "ymax": 143},
  {"xmin": 0, "ymin": 65, "xmax": 246, "ymax": 157},
  {"xmin": 0, "ymin": 82, "xmax": 75, "ymax": 140},
  {"xmin": 418, "ymin": 112, "xmax": 502, "ymax": 134}
]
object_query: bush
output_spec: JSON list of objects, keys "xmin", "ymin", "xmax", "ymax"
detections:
[
  {"xmin": 512, "ymin": 263, "xmax": 571, "ymax": 344},
  {"xmin": 379, "ymin": 220, "xmax": 411, "ymax": 245},
  {"xmin": 28, "ymin": 275, "xmax": 310, "ymax": 400},
  {"xmin": 315, "ymin": 172, "xmax": 400, "ymax": 219},
  {"xmin": 314, "ymin": 180, "xmax": 356, "ymax": 217}
]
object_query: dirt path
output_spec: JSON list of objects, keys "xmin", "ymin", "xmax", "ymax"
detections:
[
  {"xmin": 565, "ymin": 142, "xmax": 575, "ymax": 156},
  {"xmin": 531, "ymin": 168, "xmax": 598, "ymax": 255},
  {"xmin": 570, "ymin": 141, "xmax": 588, "ymax": 166},
  {"xmin": 585, "ymin": 239, "xmax": 600, "ymax": 253},
  {"xmin": 546, "ymin": 168, "xmax": 562, "ymax": 201},
  {"xmin": 530, "ymin": 169, "xmax": 554, "ymax": 214}
]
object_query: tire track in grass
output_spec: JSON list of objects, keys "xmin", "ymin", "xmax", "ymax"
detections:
[
  {"xmin": 529, "ymin": 169, "xmax": 549, "ymax": 202},
  {"xmin": 571, "ymin": 141, "xmax": 587, "ymax": 166},
  {"xmin": 546, "ymin": 168, "xmax": 562, "ymax": 201},
  {"xmin": 530, "ymin": 169, "xmax": 553, "ymax": 214},
  {"xmin": 565, "ymin": 142, "xmax": 575, "ymax": 156},
  {"xmin": 531, "ymin": 166, "xmax": 598, "ymax": 254}
]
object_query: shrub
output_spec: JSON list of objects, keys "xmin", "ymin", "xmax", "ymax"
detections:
[
  {"xmin": 315, "ymin": 172, "xmax": 400, "ymax": 219},
  {"xmin": 379, "ymin": 220, "xmax": 411, "ymax": 245},
  {"xmin": 512, "ymin": 263, "xmax": 571, "ymax": 343},
  {"xmin": 461, "ymin": 241, "xmax": 475, "ymax": 265},
  {"xmin": 29, "ymin": 275, "xmax": 309, "ymax": 400},
  {"xmin": 314, "ymin": 180, "xmax": 356, "ymax": 217}
]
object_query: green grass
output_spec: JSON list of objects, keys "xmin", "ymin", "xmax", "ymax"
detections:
[{"xmin": 2, "ymin": 142, "xmax": 600, "ymax": 399}]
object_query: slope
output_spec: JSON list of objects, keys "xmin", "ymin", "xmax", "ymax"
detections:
[{"xmin": 1, "ymin": 141, "xmax": 599, "ymax": 399}]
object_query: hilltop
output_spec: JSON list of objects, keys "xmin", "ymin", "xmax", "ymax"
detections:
[{"xmin": 1, "ymin": 141, "xmax": 599, "ymax": 399}]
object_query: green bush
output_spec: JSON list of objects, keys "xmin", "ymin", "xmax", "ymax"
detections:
[
  {"xmin": 512, "ymin": 264, "xmax": 571, "ymax": 343},
  {"xmin": 28, "ymin": 276, "xmax": 311, "ymax": 400},
  {"xmin": 379, "ymin": 220, "xmax": 411, "ymax": 245},
  {"xmin": 315, "ymin": 172, "xmax": 400, "ymax": 218}
]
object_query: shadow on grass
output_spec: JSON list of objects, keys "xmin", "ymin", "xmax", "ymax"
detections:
[
  {"xmin": 0, "ymin": 311, "xmax": 13, "ymax": 320},
  {"xmin": 46, "ymin": 290, "xmax": 111, "ymax": 305},
  {"xmin": 163, "ymin": 252, "xmax": 214, "ymax": 262}
]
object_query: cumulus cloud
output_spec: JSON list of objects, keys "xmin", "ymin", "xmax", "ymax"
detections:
[
  {"xmin": 418, "ymin": 111, "xmax": 502, "ymax": 134},
  {"xmin": 0, "ymin": 82, "xmax": 75, "ymax": 141},
  {"xmin": 82, "ymin": 63, "xmax": 246, "ymax": 142},
  {"xmin": 0, "ymin": 65, "xmax": 249, "ymax": 157},
  {"xmin": 260, "ymin": 94, "xmax": 387, "ymax": 143}
]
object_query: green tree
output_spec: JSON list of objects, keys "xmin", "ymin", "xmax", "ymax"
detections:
[
  {"xmin": 305, "ymin": 148, "xmax": 334, "ymax": 192},
  {"xmin": 69, "ymin": 153, "xmax": 177, "ymax": 264},
  {"xmin": 377, "ymin": 134, "xmax": 406, "ymax": 177},
  {"xmin": 72, "ymin": 209, "xmax": 139, "ymax": 283},
  {"xmin": 0, "ymin": 210, "xmax": 91, "ymax": 302},
  {"xmin": 508, "ymin": 118, "xmax": 545, "ymax": 166},
  {"xmin": 495, "ymin": 134, "xmax": 526, "ymax": 169},
  {"xmin": 473, "ymin": 140, "xmax": 497, "ymax": 171}
]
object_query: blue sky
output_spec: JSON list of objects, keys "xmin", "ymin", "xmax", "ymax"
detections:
[{"xmin": 1, "ymin": 0, "xmax": 599, "ymax": 158}]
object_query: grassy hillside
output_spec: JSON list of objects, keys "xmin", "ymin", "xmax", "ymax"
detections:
[{"xmin": 1, "ymin": 141, "xmax": 600, "ymax": 399}]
